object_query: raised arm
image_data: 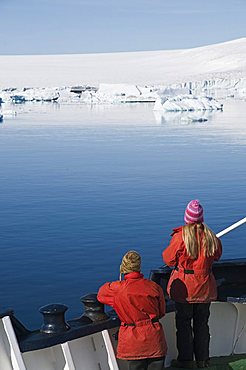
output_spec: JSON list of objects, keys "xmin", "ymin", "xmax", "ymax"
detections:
[
  {"xmin": 162, "ymin": 229, "xmax": 183, "ymax": 267},
  {"xmin": 97, "ymin": 281, "xmax": 120, "ymax": 308}
]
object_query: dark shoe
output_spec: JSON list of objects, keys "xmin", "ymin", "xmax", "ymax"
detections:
[
  {"xmin": 196, "ymin": 360, "xmax": 209, "ymax": 368},
  {"xmin": 171, "ymin": 359, "xmax": 194, "ymax": 369}
]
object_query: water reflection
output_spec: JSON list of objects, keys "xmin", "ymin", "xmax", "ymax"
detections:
[{"xmin": 153, "ymin": 109, "xmax": 218, "ymax": 125}]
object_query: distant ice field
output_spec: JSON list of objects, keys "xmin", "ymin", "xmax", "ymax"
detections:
[{"xmin": 0, "ymin": 38, "xmax": 246, "ymax": 87}]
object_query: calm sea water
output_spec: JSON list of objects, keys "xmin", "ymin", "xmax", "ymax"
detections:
[{"xmin": 0, "ymin": 100, "xmax": 245, "ymax": 328}]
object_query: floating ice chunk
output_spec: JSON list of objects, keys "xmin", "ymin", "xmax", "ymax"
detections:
[
  {"xmin": 154, "ymin": 95, "xmax": 223, "ymax": 112},
  {"xmin": 32, "ymin": 88, "xmax": 60, "ymax": 102},
  {"xmin": 94, "ymin": 84, "xmax": 158, "ymax": 104},
  {"xmin": 1, "ymin": 109, "xmax": 17, "ymax": 117},
  {"xmin": 180, "ymin": 116, "xmax": 208, "ymax": 123}
]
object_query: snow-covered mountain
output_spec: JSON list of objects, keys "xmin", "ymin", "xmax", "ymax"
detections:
[{"xmin": 0, "ymin": 38, "xmax": 246, "ymax": 89}]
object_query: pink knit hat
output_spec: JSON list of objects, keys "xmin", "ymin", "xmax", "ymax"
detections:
[{"xmin": 184, "ymin": 200, "xmax": 204, "ymax": 224}]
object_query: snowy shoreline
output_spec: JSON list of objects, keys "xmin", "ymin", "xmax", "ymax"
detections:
[{"xmin": 1, "ymin": 38, "xmax": 246, "ymax": 108}]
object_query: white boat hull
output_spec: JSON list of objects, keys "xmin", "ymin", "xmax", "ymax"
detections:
[{"xmin": 1, "ymin": 301, "xmax": 245, "ymax": 370}]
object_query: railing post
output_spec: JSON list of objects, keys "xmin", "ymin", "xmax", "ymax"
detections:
[
  {"xmin": 216, "ymin": 217, "xmax": 246, "ymax": 238},
  {"xmin": 2, "ymin": 316, "xmax": 27, "ymax": 370}
]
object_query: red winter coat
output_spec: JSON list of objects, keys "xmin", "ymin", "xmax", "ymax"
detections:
[
  {"xmin": 162, "ymin": 226, "xmax": 222, "ymax": 303},
  {"xmin": 97, "ymin": 271, "xmax": 167, "ymax": 360}
]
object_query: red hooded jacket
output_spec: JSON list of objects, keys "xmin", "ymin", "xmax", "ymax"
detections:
[
  {"xmin": 162, "ymin": 226, "xmax": 222, "ymax": 303},
  {"xmin": 97, "ymin": 271, "xmax": 167, "ymax": 360}
]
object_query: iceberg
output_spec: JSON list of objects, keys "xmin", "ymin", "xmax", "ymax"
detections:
[
  {"xmin": 153, "ymin": 95, "xmax": 223, "ymax": 112},
  {"xmin": 92, "ymin": 84, "xmax": 158, "ymax": 104}
]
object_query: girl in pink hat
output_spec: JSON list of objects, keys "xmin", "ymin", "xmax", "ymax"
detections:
[{"xmin": 162, "ymin": 200, "xmax": 222, "ymax": 369}]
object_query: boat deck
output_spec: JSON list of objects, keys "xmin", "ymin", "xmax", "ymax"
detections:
[
  {"xmin": 167, "ymin": 354, "xmax": 246, "ymax": 369},
  {"xmin": 0, "ymin": 259, "xmax": 245, "ymax": 370}
]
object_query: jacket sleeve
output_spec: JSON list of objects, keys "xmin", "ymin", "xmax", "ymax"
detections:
[
  {"xmin": 214, "ymin": 238, "xmax": 223, "ymax": 261},
  {"xmin": 162, "ymin": 230, "xmax": 182, "ymax": 267},
  {"xmin": 158, "ymin": 286, "xmax": 166, "ymax": 318},
  {"xmin": 97, "ymin": 281, "xmax": 120, "ymax": 308}
]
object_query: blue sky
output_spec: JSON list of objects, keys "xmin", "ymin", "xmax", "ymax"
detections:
[{"xmin": 1, "ymin": 0, "xmax": 246, "ymax": 55}]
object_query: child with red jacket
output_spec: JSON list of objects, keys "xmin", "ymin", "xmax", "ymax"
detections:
[
  {"xmin": 162, "ymin": 200, "xmax": 222, "ymax": 369},
  {"xmin": 98, "ymin": 250, "xmax": 167, "ymax": 370}
]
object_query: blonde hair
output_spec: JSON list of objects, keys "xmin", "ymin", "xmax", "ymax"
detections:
[{"xmin": 182, "ymin": 223, "xmax": 219, "ymax": 259}]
